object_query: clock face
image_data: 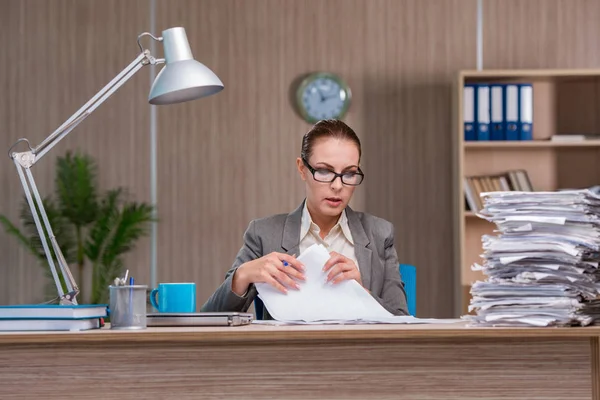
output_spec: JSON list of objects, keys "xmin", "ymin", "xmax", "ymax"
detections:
[{"xmin": 296, "ymin": 73, "xmax": 351, "ymax": 123}]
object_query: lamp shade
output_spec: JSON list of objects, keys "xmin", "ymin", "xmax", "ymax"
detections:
[{"xmin": 149, "ymin": 27, "xmax": 224, "ymax": 105}]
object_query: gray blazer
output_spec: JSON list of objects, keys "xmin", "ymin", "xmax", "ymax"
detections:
[{"xmin": 200, "ymin": 201, "xmax": 409, "ymax": 317}]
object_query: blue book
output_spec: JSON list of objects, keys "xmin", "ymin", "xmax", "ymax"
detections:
[
  {"xmin": 505, "ymin": 84, "xmax": 520, "ymax": 140},
  {"xmin": 519, "ymin": 83, "xmax": 533, "ymax": 140},
  {"xmin": 463, "ymin": 84, "xmax": 476, "ymax": 141},
  {"xmin": 490, "ymin": 84, "xmax": 505, "ymax": 140},
  {"xmin": 0, "ymin": 304, "xmax": 107, "ymax": 320},
  {"xmin": 475, "ymin": 84, "xmax": 490, "ymax": 141}
]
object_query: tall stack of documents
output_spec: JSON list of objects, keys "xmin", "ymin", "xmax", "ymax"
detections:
[{"xmin": 467, "ymin": 189, "xmax": 600, "ymax": 327}]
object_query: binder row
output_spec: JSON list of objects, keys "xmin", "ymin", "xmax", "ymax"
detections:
[{"xmin": 463, "ymin": 83, "xmax": 533, "ymax": 141}]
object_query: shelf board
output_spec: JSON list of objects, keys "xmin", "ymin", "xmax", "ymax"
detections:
[
  {"xmin": 464, "ymin": 140, "xmax": 600, "ymax": 149},
  {"xmin": 464, "ymin": 212, "xmax": 493, "ymax": 223},
  {"xmin": 460, "ymin": 68, "xmax": 600, "ymax": 79}
]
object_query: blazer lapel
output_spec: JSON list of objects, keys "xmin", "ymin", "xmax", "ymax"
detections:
[
  {"xmin": 281, "ymin": 202, "xmax": 372, "ymax": 289},
  {"xmin": 281, "ymin": 200, "xmax": 303, "ymax": 256},
  {"xmin": 346, "ymin": 206, "xmax": 372, "ymax": 290}
]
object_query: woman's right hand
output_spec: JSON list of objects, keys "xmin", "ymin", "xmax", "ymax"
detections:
[{"xmin": 232, "ymin": 252, "xmax": 306, "ymax": 295}]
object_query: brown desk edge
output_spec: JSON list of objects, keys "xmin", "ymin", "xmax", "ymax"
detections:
[
  {"xmin": 3, "ymin": 321, "xmax": 600, "ymax": 344},
  {"xmin": 3, "ymin": 321, "xmax": 600, "ymax": 400}
]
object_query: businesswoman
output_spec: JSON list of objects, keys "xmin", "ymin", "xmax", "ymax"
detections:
[{"xmin": 201, "ymin": 119, "xmax": 408, "ymax": 317}]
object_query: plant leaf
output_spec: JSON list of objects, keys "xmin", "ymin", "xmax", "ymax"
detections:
[
  {"xmin": 19, "ymin": 195, "xmax": 77, "ymax": 264},
  {"xmin": 4, "ymin": 151, "xmax": 155, "ymax": 305},
  {"xmin": 0, "ymin": 209, "xmax": 70, "ymax": 303},
  {"xmin": 85, "ymin": 188, "xmax": 122, "ymax": 263},
  {"xmin": 0, "ymin": 214, "xmax": 41, "ymax": 259},
  {"xmin": 99, "ymin": 202, "xmax": 154, "ymax": 266},
  {"xmin": 56, "ymin": 151, "xmax": 99, "ymax": 227},
  {"xmin": 91, "ymin": 258, "xmax": 123, "ymax": 304},
  {"xmin": 86, "ymin": 188, "xmax": 154, "ymax": 304}
]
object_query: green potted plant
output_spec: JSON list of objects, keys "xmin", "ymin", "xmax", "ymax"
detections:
[{"xmin": 0, "ymin": 151, "xmax": 154, "ymax": 305}]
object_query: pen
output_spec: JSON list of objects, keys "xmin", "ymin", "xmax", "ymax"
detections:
[
  {"xmin": 283, "ymin": 253, "xmax": 298, "ymax": 268},
  {"xmin": 128, "ymin": 276, "xmax": 134, "ymax": 324}
]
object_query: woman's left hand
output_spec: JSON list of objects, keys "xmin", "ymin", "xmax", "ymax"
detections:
[{"xmin": 322, "ymin": 251, "xmax": 362, "ymax": 286}]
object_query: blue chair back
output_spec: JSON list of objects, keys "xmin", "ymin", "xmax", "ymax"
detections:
[
  {"xmin": 253, "ymin": 264, "xmax": 417, "ymax": 319},
  {"xmin": 399, "ymin": 264, "xmax": 417, "ymax": 316}
]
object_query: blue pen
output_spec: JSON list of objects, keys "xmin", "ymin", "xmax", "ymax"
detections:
[{"xmin": 128, "ymin": 276, "xmax": 134, "ymax": 324}]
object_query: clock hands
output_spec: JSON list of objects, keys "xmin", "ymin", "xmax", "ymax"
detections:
[
  {"xmin": 322, "ymin": 93, "xmax": 339, "ymax": 101},
  {"xmin": 315, "ymin": 87, "xmax": 326, "ymax": 102},
  {"xmin": 316, "ymin": 87, "xmax": 338, "ymax": 103}
]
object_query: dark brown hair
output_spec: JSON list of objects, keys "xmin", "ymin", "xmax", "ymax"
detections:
[{"xmin": 300, "ymin": 119, "xmax": 362, "ymax": 162}]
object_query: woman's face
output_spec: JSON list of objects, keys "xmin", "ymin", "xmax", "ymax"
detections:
[{"xmin": 297, "ymin": 137, "xmax": 361, "ymax": 218}]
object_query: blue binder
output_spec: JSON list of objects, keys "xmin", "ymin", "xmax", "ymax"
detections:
[
  {"xmin": 490, "ymin": 84, "xmax": 505, "ymax": 140},
  {"xmin": 475, "ymin": 84, "xmax": 490, "ymax": 141},
  {"xmin": 519, "ymin": 83, "xmax": 533, "ymax": 140},
  {"xmin": 463, "ymin": 84, "xmax": 476, "ymax": 141},
  {"xmin": 504, "ymin": 84, "xmax": 520, "ymax": 141}
]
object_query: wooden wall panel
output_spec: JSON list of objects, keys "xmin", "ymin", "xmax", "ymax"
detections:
[
  {"xmin": 155, "ymin": 0, "xmax": 477, "ymax": 318},
  {"xmin": 483, "ymin": 0, "xmax": 600, "ymax": 69},
  {"xmin": 0, "ymin": 0, "xmax": 151, "ymax": 304},
  {"xmin": 360, "ymin": 1, "xmax": 477, "ymax": 317}
]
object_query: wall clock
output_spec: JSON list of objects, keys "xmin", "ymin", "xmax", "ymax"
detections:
[{"xmin": 295, "ymin": 72, "xmax": 351, "ymax": 123}]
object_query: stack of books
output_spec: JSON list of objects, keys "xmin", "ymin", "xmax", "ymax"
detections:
[
  {"xmin": 464, "ymin": 169, "xmax": 533, "ymax": 212},
  {"xmin": 0, "ymin": 304, "xmax": 107, "ymax": 331},
  {"xmin": 465, "ymin": 189, "xmax": 600, "ymax": 327}
]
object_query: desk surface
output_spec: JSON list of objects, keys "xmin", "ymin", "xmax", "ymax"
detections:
[{"xmin": 3, "ymin": 321, "xmax": 600, "ymax": 344}]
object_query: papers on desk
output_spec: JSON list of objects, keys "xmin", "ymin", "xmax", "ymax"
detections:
[
  {"xmin": 252, "ymin": 316, "xmax": 461, "ymax": 326},
  {"xmin": 465, "ymin": 189, "xmax": 600, "ymax": 327},
  {"xmin": 255, "ymin": 244, "xmax": 453, "ymax": 325}
]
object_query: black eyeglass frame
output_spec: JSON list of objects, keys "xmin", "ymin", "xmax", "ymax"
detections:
[{"xmin": 301, "ymin": 157, "xmax": 365, "ymax": 186}]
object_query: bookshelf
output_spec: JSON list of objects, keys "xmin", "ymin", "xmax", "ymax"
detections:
[
  {"xmin": 453, "ymin": 69, "xmax": 600, "ymax": 316},
  {"xmin": 465, "ymin": 140, "xmax": 600, "ymax": 148}
]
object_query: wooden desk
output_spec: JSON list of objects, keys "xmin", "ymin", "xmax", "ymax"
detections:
[{"xmin": 1, "ymin": 322, "xmax": 600, "ymax": 399}]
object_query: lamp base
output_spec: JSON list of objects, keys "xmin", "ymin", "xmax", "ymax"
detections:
[
  {"xmin": 59, "ymin": 290, "xmax": 80, "ymax": 305},
  {"xmin": 42, "ymin": 290, "xmax": 80, "ymax": 306}
]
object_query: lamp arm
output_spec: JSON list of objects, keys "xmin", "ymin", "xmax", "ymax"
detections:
[
  {"xmin": 8, "ymin": 48, "xmax": 163, "ymax": 305},
  {"xmin": 13, "ymin": 158, "xmax": 78, "ymax": 304},
  {"xmin": 35, "ymin": 51, "xmax": 150, "ymax": 164}
]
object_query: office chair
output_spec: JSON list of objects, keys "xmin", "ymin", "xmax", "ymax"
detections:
[{"xmin": 399, "ymin": 264, "xmax": 417, "ymax": 316}]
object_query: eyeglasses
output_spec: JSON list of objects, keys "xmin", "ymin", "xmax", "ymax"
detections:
[{"xmin": 302, "ymin": 158, "xmax": 364, "ymax": 186}]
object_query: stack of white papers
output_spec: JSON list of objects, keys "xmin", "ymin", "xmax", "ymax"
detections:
[
  {"xmin": 255, "ymin": 244, "xmax": 458, "ymax": 325},
  {"xmin": 466, "ymin": 189, "xmax": 600, "ymax": 327}
]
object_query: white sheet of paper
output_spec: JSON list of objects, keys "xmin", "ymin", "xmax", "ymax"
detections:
[
  {"xmin": 256, "ymin": 244, "xmax": 393, "ymax": 322},
  {"xmin": 255, "ymin": 244, "xmax": 445, "ymax": 324},
  {"xmin": 504, "ymin": 216, "xmax": 566, "ymax": 225}
]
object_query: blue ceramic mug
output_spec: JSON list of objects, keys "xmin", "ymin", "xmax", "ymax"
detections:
[{"xmin": 150, "ymin": 283, "xmax": 196, "ymax": 313}]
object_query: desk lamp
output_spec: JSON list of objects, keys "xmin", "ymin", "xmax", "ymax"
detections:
[{"xmin": 8, "ymin": 27, "xmax": 223, "ymax": 306}]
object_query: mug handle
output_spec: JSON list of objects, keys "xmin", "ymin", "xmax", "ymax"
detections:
[{"xmin": 150, "ymin": 288, "xmax": 160, "ymax": 311}]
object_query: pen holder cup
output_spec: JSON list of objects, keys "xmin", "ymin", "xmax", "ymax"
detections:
[{"xmin": 109, "ymin": 285, "xmax": 148, "ymax": 330}]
